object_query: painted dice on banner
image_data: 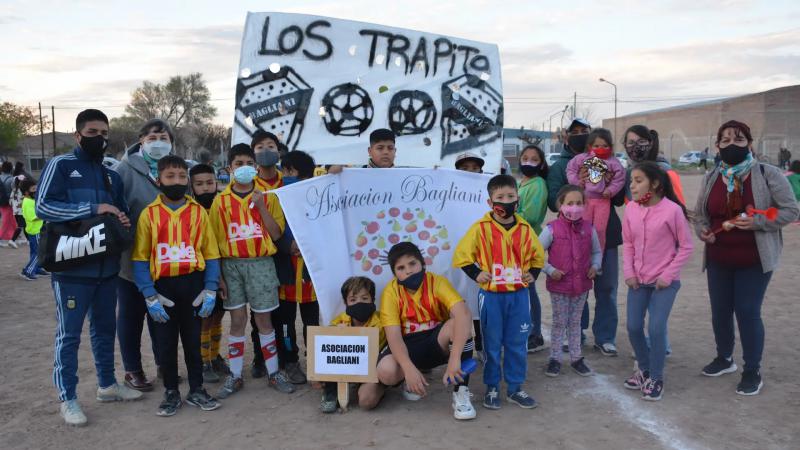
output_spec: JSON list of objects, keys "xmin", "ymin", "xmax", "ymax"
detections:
[
  {"xmin": 440, "ymin": 74, "xmax": 503, "ymax": 158},
  {"xmin": 351, "ymin": 208, "xmax": 451, "ymax": 275},
  {"xmin": 234, "ymin": 66, "xmax": 314, "ymax": 150}
]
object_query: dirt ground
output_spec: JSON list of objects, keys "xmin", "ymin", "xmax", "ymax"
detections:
[{"xmin": 0, "ymin": 173, "xmax": 797, "ymax": 450}]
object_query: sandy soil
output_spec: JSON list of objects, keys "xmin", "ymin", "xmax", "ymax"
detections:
[{"xmin": 0, "ymin": 173, "xmax": 798, "ymax": 450}]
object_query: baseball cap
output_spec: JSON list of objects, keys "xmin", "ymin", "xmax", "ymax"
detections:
[
  {"xmin": 567, "ymin": 118, "xmax": 591, "ymax": 132},
  {"xmin": 455, "ymin": 152, "xmax": 485, "ymax": 168}
]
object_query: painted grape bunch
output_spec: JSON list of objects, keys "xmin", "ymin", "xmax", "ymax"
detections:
[{"xmin": 352, "ymin": 207, "xmax": 451, "ymax": 275}]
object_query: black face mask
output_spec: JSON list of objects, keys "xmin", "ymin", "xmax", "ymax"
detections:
[
  {"xmin": 79, "ymin": 134, "xmax": 108, "ymax": 159},
  {"xmin": 161, "ymin": 183, "xmax": 187, "ymax": 201},
  {"xmin": 398, "ymin": 270, "xmax": 425, "ymax": 291},
  {"xmin": 519, "ymin": 164, "xmax": 541, "ymax": 177},
  {"xmin": 719, "ymin": 144, "xmax": 750, "ymax": 166},
  {"xmin": 567, "ymin": 134, "xmax": 589, "ymax": 154},
  {"xmin": 492, "ymin": 201, "xmax": 518, "ymax": 219},
  {"xmin": 346, "ymin": 302, "xmax": 376, "ymax": 323},
  {"xmin": 195, "ymin": 192, "xmax": 216, "ymax": 209},
  {"xmin": 626, "ymin": 143, "xmax": 652, "ymax": 162}
]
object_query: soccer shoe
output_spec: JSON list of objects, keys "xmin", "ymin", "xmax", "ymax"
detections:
[
  {"xmin": 452, "ymin": 386, "xmax": 476, "ymax": 420},
  {"xmin": 185, "ymin": 388, "xmax": 221, "ymax": 411},
  {"xmin": 157, "ymin": 390, "xmax": 182, "ymax": 417},
  {"xmin": 96, "ymin": 383, "xmax": 144, "ymax": 402},
  {"xmin": 203, "ymin": 363, "xmax": 220, "ymax": 384},
  {"xmin": 284, "ymin": 362, "xmax": 308, "ymax": 385},
  {"xmin": 268, "ymin": 371, "xmax": 296, "ymax": 394},
  {"xmin": 60, "ymin": 399, "xmax": 87, "ymax": 427},
  {"xmin": 216, "ymin": 376, "xmax": 243, "ymax": 399},
  {"xmin": 320, "ymin": 390, "xmax": 338, "ymax": 414}
]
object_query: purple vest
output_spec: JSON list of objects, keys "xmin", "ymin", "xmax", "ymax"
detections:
[{"xmin": 545, "ymin": 217, "xmax": 594, "ymax": 296}]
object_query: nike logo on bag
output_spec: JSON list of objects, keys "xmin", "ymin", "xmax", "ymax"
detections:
[{"xmin": 69, "ymin": 170, "xmax": 82, "ymax": 178}]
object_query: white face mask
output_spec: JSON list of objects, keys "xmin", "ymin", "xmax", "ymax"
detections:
[{"xmin": 142, "ymin": 140, "xmax": 172, "ymax": 160}]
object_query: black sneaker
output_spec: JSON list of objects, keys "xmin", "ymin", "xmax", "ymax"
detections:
[
  {"xmin": 320, "ymin": 389, "xmax": 338, "ymax": 413},
  {"xmin": 251, "ymin": 361, "xmax": 267, "ymax": 379},
  {"xmin": 527, "ymin": 334, "xmax": 545, "ymax": 353},
  {"xmin": 186, "ymin": 388, "xmax": 221, "ymax": 411},
  {"xmin": 212, "ymin": 355, "xmax": 230, "ymax": 375},
  {"xmin": 701, "ymin": 356, "xmax": 737, "ymax": 377},
  {"xmin": 570, "ymin": 357, "xmax": 594, "ymax": 377},
  {"xmin": 642, "ymin": 378, "xmax": 664, "ymax": 401},
  {"xmin": 545, "ymin": 359, "xmax": 561, "ymax": 377},
  {"xmin": 156, "ymin": 390, "xmax": 182, "ymax": 417},
  {"xmin": 736, "ymin": 370, "xmax": 763, "ymax": 396},
  {"xmin": 202, "ymin": 363, "xmax": 220, "ymax": 383}
]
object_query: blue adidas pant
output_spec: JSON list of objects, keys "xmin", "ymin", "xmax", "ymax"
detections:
[
  {"xmin": 23, "ymin": 233, "xmax": 40, "ymax": 277},
  {"xmin": 52, "ymin": 277, "xmax": 118, "ymax": 401},
  {"xmin": 479, "ymin": 288, "xmax": 530, "ymax": 394}
]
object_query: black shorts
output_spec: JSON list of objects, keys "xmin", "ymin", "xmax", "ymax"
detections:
[{"xmin": 379, "ymin": 323, "xmax": 448, "ymax": 371}]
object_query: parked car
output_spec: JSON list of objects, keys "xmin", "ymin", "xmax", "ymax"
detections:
[
  {"xmin": 679, "ymin": 151, "xmax": 703, "ymax": 165},
  {"xmin": 545, "ymin": 153, "xmax": 560, "ymax": 167},
  {"xmin": 615, "ymin": 152, "xmax": 629, "ymax": 169}
]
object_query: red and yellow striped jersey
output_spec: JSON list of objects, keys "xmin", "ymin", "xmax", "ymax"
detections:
[
  {"xmin": 330, "ymin": 311, "xmax": 386, "ymax": 351},
  {"xmin": 255, "ymin": 170, "xmax": 283, "ymax": 192},
  {"xmin": 380, "ymin": 272, "xmax": 462, "ymax": 336},
  {"xmin": 132, "ymin": 195, "xmax": 219, "ymax": 282},
  {"xmin": 279, "ymin": 255, "xmax": 317, "ymax": 303},
  {"xmin": 209, "ymin": 183, "xmax": 285, "ymax": 259},
  {"xmin": 452, "ymin": 212, "xmax": 545, "ymax": 293}
]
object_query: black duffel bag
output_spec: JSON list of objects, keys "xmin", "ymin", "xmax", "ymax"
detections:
[{"xmin": 37, "ymin": 213, "xmax": 133, "ymax": 272}]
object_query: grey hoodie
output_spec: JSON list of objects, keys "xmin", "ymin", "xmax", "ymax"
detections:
[
  {"xmin": 113, "ymin": 143, "xmax": 162, "ymax": 282},
  {"xmin": 693, "ymin": 163, "xmax": 799, "ymax": 273}
]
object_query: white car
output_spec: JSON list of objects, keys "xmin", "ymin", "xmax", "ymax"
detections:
[
  {"xmin": 679, "ymin": 151, "xmax": 703, "ymax": 165},
  {"xmin": 615, "ymin": 152, "xmax": 629, "ymax": 169},
  {"xmin": 545, "ymin": 153, "xmax": 560, "ymax": 167},
  {"xmin": 102, "ymin": 156, "xmax": 120, "ymax": 169}
]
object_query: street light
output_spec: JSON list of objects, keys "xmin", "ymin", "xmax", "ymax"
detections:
[
  {"xmin": 599, "ymin": 78, "xmax": 618, "ymax": 140},
  {"xmin": 548, "ymin": 106, "xmax": 568, "ymax": 134}
]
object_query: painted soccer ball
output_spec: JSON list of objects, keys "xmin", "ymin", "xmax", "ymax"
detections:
[
  {"xmin": 321, "ymin": 83, "xmax": 374, "ymax": 136},
  {"xmin": 388, "ymin": 90, "xmax": 436, "ymax": 136}
]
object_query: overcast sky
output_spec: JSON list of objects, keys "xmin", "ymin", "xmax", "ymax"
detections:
[{"xmin": 2, "ymin": 0, "xmax": 799, "ymax": 133}]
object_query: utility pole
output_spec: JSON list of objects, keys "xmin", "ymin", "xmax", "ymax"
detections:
[
  {"xmin": 573, "ymin": 92, "xmax": 577, "ymax": 119},
  {"xmin": 51, "ymin": 105, "xmax": 56, "ymax": 155},
  {"xmin": 599, "ymin": 78, "xmax": 618, "ymax": 139},
  {"xmin": 38, "ymin": 102, "xmax": 45, "ymax": 162}
]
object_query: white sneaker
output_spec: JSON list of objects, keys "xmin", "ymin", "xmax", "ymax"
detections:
[
  {"xmin": 452, "ymin": 386, "xmax": 476, "ymax": 420},
  {"xmin": 96, "ymin": 383, "xmax": 144, "ymax": 402},
  {"xmin": 60, "ymin": 399, "xmax": 88, "ymax": 427},
  {"xmin": 16, "ymin": 238, "xmax": 27, "ymax": 245},
  {"xmin": 8, "ymin": 240, "xmax": 18, "ymax": 249},
  {"xmin": 402, "ymin": 384, "xmax": 422, "ymax": 401}
]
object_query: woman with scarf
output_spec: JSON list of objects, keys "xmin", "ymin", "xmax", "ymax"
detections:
[
  {"xmin": 694, "ymin": 120, "xmax": 798, "ymax": 396},
  {"xmin": 114, "ymin": 118, "xmax": 176, "ymax": 391}
]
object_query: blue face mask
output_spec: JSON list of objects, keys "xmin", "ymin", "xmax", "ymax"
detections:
[
  {"xmin": 233, "ymin": 165, "xmax": 257, "ymax": 184},
  {"xmin": 283, "ymin": 175, "xmax": 299, "ymax": 185},
  {"xmin": 218, "ymin": 174, "xmax": 230, "ymax": 185}
]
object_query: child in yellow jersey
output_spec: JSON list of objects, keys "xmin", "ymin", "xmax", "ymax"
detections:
[
  {"xmin": 190, "ymin": 164, "xmax": 229, "ymax": 384},
  {"xmin": 132, "ymin": 155, "xmax": 221, "ymax": 417},
  {"xmin": 320, "ymin": 276, "xmax": 386, "ymax": 413},
  {"xmin": 272, "ymin": 151, "xmax": 320, "ymax": 385},
  {"xmin": 377, "ymin": 242, "xmax": 476, "ymax": 421},
  {"xmin": 453, "ymin": 174, "xmax": 545, "ymax": 410},
  {"xmin": 209, "ymin": 143, "xmax": 295, "ymax": 398}
]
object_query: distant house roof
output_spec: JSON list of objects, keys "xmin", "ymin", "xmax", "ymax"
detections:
[{"xmin": 613, "ymin": 84, "xmax": 800, "ymax": 120}]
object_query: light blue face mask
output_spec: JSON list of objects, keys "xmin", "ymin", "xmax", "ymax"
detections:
[
  {"xmin": 142, "ymin": 140, "xmax": 172, "ymax": 160},
  {"xmin": 233, "ymin": 165, "xmax": 258, "ymax": 184}
]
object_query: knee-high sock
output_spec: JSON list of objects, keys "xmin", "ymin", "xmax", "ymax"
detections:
[
  {"xmin": 457, "ymin": 338, "xmax": 474, "ymax": 387},
  {"xmin": 259, "ymin": 332, "xmax": 279, "ymax": 376},
  {"xmin": 209, "ymin": 323, "xmax": 223, "ymax": 359},
  {"xmin": 228, "ymin": 335, "xmax": 246, "ymax": 378},
  {"xmin": 200, "ymin": 328, "xmax": 211, "ymax": 363}
]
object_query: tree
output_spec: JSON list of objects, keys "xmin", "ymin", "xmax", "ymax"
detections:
[
  {"xmin": 107, "ymin": 114, "xmax": 141, "ymax": 156},
  {"xmin": 0, "ymin": 102, "xmax": 50, "ymax": 152},
  {"xmin": 178, "ymin": 123, "xmax": 230, "ymax": 161},
  {"xmin": 125, "ymin": 73, "xmax": 217, "ymax": 128}
]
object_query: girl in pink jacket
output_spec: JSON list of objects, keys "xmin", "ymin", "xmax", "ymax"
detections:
[
  {"xmin": 622, "ymin": 162, "xmax": 693, "ymax": 401},
  {"xmin": 566, "ymin": 128, "xmax": 625, "ymax": 249}
]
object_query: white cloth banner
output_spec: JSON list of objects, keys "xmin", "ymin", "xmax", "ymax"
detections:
[
  {"xmin": 274, "ymin": 168, "xmax": 491, "ymax": 325},
  {"xmin": 233, "ymin": 12, "xmax": 504, "ymax": 172}
]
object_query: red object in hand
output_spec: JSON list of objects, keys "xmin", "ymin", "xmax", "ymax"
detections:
[{"xmin": 746, "ymin": 205, "xmax": 778, "ymax": 221}]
